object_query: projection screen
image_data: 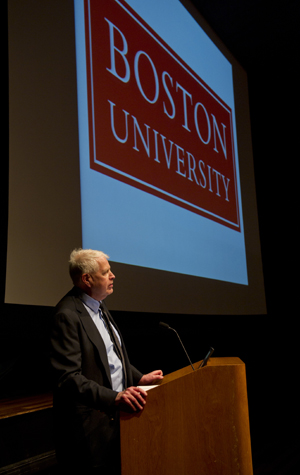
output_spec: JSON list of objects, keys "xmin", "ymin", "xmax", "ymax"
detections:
[{"xmin": 6, "ymin": 0, "xmax": 266, "ymax": 314}]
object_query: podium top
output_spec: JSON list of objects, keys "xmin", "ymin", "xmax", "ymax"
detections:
[{"xmin": 158, "ymin": 357, "xmax": 244, "ymax": 386}]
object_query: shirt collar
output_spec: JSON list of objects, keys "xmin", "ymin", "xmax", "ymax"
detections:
[{"xmin": 79, "ymin": 290, "xmax": 101, "ymax": 314}]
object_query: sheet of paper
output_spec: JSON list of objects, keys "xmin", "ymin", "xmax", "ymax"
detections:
[{"xmin": 138, "ymin": 385, "xmax": 158, "ymax": 391}]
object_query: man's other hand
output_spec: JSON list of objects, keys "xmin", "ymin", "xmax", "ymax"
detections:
[
  {"xmin": 139, "ymin": 370, "xmax": 164, "ymax": 386},
  {"xmin": 115, "ymin": 386, "xmax": 148, "ymax": 412}
]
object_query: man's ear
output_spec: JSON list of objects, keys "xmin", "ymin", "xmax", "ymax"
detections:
[{"xmin": 81, "ymin": 273, "xmax": 91, "ymax": 287}]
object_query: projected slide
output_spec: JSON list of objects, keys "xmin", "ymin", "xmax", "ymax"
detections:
[{"xmin": 75, "ymin": 0, "xmax": 248, "ymax": 285}]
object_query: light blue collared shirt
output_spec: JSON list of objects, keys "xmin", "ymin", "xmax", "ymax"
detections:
[{"xmin": 80, "ymin": 292, "xmax": 124, "ymax": 392}]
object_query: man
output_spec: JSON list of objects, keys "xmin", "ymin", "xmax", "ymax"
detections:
[{"xmin": 49, "ymin": 248, "xmax": 163, "ymax": 474}]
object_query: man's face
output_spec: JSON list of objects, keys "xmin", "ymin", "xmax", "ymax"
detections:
[{"xmin": 84, "ymin": 257, "xmax": 115, "ymax": 301}]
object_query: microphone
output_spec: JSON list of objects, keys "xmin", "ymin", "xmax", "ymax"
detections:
[
  {"xmin": 197, "ymin": 347, "xmax": 214, "ymax": 369},
  {"xmin": 159, "ymin": 322, "xmax": 195, "ymax": 371}
]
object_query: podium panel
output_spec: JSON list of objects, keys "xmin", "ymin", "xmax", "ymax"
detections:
[{"xmin": 120, "ymin": 357, "xmax": 253, "ymax": 475}]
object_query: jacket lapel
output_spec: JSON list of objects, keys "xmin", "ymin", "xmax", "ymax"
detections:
[{"xmin": 73, "ymin": 294, "xmax": 113, "ymax": 387}]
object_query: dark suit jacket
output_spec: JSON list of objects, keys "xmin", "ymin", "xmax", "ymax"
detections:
[{"xmin": 49, "ymin": 287, "xmax": 143, "ymax": 471}]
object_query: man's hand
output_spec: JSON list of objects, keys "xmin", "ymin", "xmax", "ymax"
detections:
[
  {"xmin": 138, "ymin": 370, "xmax": 164, "ymax": 386},
  {"xmin": 115, "ymin": 386, "xmax": 148, "ymax": 412}
]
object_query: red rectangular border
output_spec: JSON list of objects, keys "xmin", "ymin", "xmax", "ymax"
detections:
[{"xmin": 84, "ymin": 0, "xmax": 240, "ymax": 232}]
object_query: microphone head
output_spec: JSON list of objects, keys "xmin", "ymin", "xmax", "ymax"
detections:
[{"xmin": 159, "ymin": 321, "xmax": 170, "ymax": 330}]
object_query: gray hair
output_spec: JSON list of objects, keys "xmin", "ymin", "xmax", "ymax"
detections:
[{"xmin": 69, "ymin": 248, "xmax": 109, "ymax": 285}]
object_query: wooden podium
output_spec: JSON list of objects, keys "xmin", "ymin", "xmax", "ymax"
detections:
[{"xmin": 120, "ymin": 357, "xmax": 253, "ymax": 475}]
